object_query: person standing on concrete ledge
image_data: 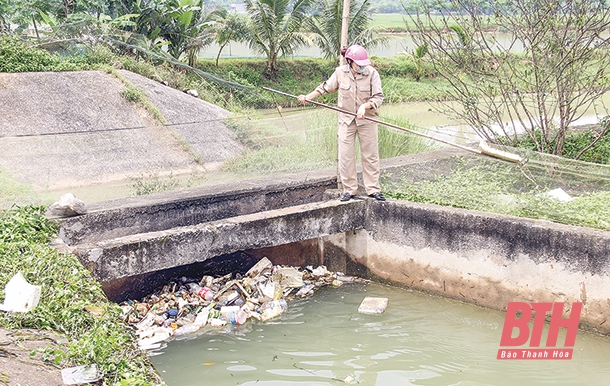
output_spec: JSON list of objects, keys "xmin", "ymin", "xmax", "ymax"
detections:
[{"xmin": 298, "ymin": 44, "xmax": 385, "ymax": 202}]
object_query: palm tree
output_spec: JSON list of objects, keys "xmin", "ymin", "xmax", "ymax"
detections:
[
  {"xmin": 306, "ymin": 0, "xmax": 388, "ymax": 60},
  {"xmin": 244, "ymin": 0, "xmax": 313, "ymax": 77},
  {"xmin": 411, "ymin": 43, "xmax": 428, "ymax": 81},
  {"xmin": 209, "ymin": 9, "xmax": 248, "ymax": 66}
]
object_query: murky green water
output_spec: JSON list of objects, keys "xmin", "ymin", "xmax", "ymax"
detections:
[{"xmin": 150, "ymin": 282, "xmax": 610, "ymax": 386}]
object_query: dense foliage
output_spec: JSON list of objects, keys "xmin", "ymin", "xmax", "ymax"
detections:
[
  {"xmin": 0, "ymin": 206, "xmax": 162, "ymax": 385},
  {"xmin": 510, "ymin": 128, "xmax": 610, "ymax": 165},
  {"xmin": 0, "ymin": 36, "xmax": 99, "ymax": 72}
]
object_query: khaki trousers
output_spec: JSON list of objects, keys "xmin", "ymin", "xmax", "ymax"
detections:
[{"xmin": 338, "ymin": 119, "xmax": 380, "ymax": 195}]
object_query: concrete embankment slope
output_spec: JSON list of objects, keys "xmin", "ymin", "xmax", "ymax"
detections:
[{"xmin": 0, "ymin": 70, "xmax": 242, "ymax": 201}]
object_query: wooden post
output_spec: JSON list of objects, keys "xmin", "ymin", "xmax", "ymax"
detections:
[
  {"xmin": 337, "ymin": 0, "xmax": 350, "ymax": 191},
  {"xmin": 339, "ymin": 0, "xmax": 350, "ymax": 65}
]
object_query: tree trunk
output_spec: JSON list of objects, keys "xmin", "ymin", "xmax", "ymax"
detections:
[
  {"xmin": 32, "ymin": 17, "xmax": 40, "ymax": 41},
  {"xmin": 339, "ymin": 0, "xmax": 350, "ymax": 65},
  {"xmin": 216, "ymin": 41, "xmax": 229, "ymax": 67}
]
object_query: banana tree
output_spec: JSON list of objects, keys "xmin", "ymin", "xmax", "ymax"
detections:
[{"xmin": 133, "ymin": 0, "xmax": 214, "ymax": 65}]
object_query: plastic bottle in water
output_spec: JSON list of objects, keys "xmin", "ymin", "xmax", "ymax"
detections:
[
  {"xmin": 229, "ymin": 309, "xmax": 248, "ymax": 325},
  {"xmin": 187, "ymin": 282, "xmax": 214, "ymax": 300},
  {"xmin": 193, "ymin": 307, "xmax": 210, "ymax": 327},
  {"xmin": 174, "ymin": 323, "xmax": 201, "ymax": 336},
  {"xmin": 260, "ymin": 299, "xmax": 287, "ymax": 322},
  {"xmin": 218, "ymin": 305, "xmax": 250, "ymax": 325},
  {"xmin": 267, "ymin": 299, "xmax": 287, "ymax": 311}
]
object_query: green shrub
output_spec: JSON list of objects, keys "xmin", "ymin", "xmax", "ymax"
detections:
[
  {"xmin": 0, "ymin": 36, "xmax": 90, "ymax": 72},
  {"xmin": 0, "ymin": 206, "xmax": 162, "ymax": 385},
  {"xmin": 562, "ymin": 129, "xmax": 610, "ymax": 164},
  {"xmin": 511, "ymin": 128, "xmax": 610, "ymax": 164}
]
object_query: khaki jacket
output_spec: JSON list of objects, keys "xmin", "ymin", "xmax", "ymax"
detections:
[{"xmin": 315, "ymin": 64, "xmax": 384, "ymax": 126}]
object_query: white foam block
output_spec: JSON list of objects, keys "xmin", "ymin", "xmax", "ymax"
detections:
[
  {"xmin": 358, "ymin": 297, "xmax": 388, "ymax": 315},
  {"xmin": 0, "ymin": 272, "xmax": 41, "ymax": 313}
]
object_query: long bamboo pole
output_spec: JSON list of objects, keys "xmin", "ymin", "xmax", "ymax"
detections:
[{"xmin": 262, "ymin": 86, "xmax": 524, "ymax": 164}]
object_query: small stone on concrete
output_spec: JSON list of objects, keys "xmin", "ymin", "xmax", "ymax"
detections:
[{"xmin": 48, "ymin": 193, "xmax": 87, "ymax": 217}]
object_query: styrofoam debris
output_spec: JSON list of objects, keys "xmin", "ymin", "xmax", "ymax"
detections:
[
  {"xmin": 358, "ymin": 297, "xmax": 388, "ymax": 315},
  {"xmin": 273, "ymin": 267, "xmax": 304, "ymax": 288},
  {"xmin": 246, "ymin": 257, "xmax": 273, "ymax": 278},
  {"xmin": 0, "ymin": 272, "xmax": 42, "ymax": 313},
  {"xmin": 547, "ymin": 188, "xmax": 573, "ymax": 202}
]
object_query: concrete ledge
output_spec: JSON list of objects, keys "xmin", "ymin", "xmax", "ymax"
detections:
[
  {"xmin": 73, "ymin": 199, "xmax": 364, "ymax": 282},
  {"xmin": 57, "ymin": 169, "xmax": 337, "ymax": 245}
]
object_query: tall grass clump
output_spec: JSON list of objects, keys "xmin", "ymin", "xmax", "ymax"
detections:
[
  {"xmin": 223, "ymin": 109, "xmax": 437, "ymax": 175},
  {"xmin": 0, "ymin": 206, "xmax": 162, "ymax": 385},
  {"xmin": 223, "ymin": 111, "xmax": 338, "ymax": 174},
  {"xmin": 378, "ymin": 114, "xmax": 439, "ymax": 158}
]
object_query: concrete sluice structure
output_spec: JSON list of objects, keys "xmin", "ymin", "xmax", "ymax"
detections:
[{"xmin": 54, "ymin": 150, "xmax": 610, "ymax": 336}]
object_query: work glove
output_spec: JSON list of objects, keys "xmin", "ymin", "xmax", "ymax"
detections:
[{"xmin": 297, "ymin": 91, "xmax": 319, "ymax": 104}]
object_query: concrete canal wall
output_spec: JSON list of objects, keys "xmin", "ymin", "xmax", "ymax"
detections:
[
  {"xmin": 56, "ymin": 152, "xmax": 610, "ymax": 335},
  {"xmin": 321, "ymin": 200, "xmax": 610, "ymax": 335}
]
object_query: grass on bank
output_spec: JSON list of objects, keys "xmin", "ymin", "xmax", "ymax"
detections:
[
  {"xmin": 370, "ymin": 13, "xmax": 498, "ymax": 32},
  {"xmin": 0, "ymin": 168, "xmax": 55, "ymax": 209},
  {"xmin": 384, "ymin": 157, "xmax": 610, "ymax": 231},
  {"xmin": 0, "ymin": 206, "xmax": 162, "ymax": 385}
]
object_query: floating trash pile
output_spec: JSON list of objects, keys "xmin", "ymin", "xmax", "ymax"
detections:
[{"xmin": 120, "ymin": 257, "xmax": 365, "ymax": 351}]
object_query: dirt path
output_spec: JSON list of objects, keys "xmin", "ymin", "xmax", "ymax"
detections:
[{"xmin": 0, "ymin": 328, "xmax": 67, "ymax": 386}]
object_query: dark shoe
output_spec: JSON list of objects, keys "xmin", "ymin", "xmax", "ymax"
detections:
[
  {"xmin": 369, "ymin": 192, "xmax": 386, "ymax": 201},
  {"xmin": 340, "ymin": 192, "xmax": 353, "ymax": 202}
]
